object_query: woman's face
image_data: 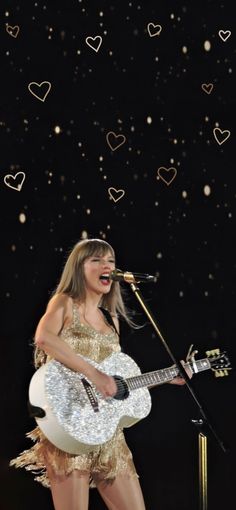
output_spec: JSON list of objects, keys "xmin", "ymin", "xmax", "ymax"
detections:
[{"xmin": 83, "ymin": 250, "xmax": 115, "ymax": 295}]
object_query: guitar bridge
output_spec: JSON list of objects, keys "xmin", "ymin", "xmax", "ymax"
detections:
[{"xmin": 81, "ymin": 378, "xmax": 99, "ymax": 412}]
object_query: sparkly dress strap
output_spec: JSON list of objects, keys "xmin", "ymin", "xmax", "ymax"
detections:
[{"xmin": 70, "ymin": 301, "xmax": 81, "ymax": 327}]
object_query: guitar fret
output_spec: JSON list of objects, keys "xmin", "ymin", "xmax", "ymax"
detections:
[
  {"xmin": 188, "ymin": 359, "xmax": 210, "ymax": 373},
  {"xmin": 127, "ymin": 358, "xmax": 212, "ymax": 391},
  {"xmin": 126, "ymin": 354, "xmax": 221, "ymax": 393},
  {"xmin": 133, "ymin": 378, "xmax": 139, "ymax": 389}
]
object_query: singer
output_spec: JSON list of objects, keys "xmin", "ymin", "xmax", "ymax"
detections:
[{"xmin": 10, "ymin": 238, "xmax": 187, "ymax": 510}]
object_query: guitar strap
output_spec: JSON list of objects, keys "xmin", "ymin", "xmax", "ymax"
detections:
[{"xmin": 99, "ymin": 307, "xmax": 120, "ymax": 337}]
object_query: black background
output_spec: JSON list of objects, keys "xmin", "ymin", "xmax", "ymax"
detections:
[{"xmin": 1, "ymin": 1, "xmax": 235, "ymax": 509}]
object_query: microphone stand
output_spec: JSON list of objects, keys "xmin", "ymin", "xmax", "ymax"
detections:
[{"xmin": 129, "ymin": 281, "xmax": 228, "ymax": 510}]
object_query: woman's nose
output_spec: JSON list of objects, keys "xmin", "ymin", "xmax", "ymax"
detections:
[{"xmin": 101, "ymin": 259, "xmax": 113, "ymax": 269}]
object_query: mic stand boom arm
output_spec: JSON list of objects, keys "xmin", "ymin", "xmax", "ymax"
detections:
[{"xmin": 129, "ymin": 281, "xmax": 228, "ymax": 510}]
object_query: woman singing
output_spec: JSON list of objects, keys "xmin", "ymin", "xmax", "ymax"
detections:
[{"xmin": 10, "ymin": 238, "xmax": 187, "ymax": 510}]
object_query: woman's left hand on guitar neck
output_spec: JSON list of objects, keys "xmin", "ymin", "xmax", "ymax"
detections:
[{"xmin": 169, "ymin": 360, "xmax": 193, "ymax": 385}]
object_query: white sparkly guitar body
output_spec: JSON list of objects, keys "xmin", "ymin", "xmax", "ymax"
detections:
[{"xmin": 28, "ymin": 350, "xmax": 229, "ymax": 454}]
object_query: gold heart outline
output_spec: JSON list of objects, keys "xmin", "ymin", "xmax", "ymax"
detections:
[
  {"xmin": 147, "ymin": 23, "xmax": 162, "ymax": 37},
  {"xmin": 108, "ymin": 187, "xmax": 125, "ymax": 203},
  {"xmin": 28, "ymin": 81, "xmax": 52, "ymax": 102},
  {"xmin": 85, "ymin": 36, "xmax": 102, "ymax": 53},
  {"xmin": 6, "ymin": 24, "xmax": 20, "ymax": 38},
  {"xmin": 201, "ymin": 83, "xmax": 214, "ymax": 94},
  {"xmin": 4, "ymin": 171, "xmax": 26, "ymax": 191},
  {"xmin": 218, "ymin": 30, "xmax": 231, "ymax": 42},
  {"xmin": 106, "ymin": 131, "xmax": 126, "ymax": 151},
  {"xmin": 157, "ymin": 167, "xmax": 177, "ymax": 186},
  {"xmin": 213, "ymin": 128, "xmax": 231, "ymax": 145}
]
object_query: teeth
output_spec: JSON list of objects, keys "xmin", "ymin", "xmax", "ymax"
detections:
[{"xmin": 100, "ymin": 273, "xmax": 110, "ymax": 280}]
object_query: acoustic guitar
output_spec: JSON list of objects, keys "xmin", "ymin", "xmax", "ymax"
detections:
[{"xmin": 29, "ymin": 349, "xmax": 230, "ymax": 454}]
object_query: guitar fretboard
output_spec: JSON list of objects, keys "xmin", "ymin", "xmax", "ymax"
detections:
[{"xmin": 126, "ymin": 358, "xmax": 211, "ymax": 391}]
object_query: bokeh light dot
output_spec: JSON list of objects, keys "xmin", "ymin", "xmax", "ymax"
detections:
[
  {"xmin": 19, "ymin": 213, "xmax": 26, "ymax": 223},
  {"xmin": 204, "ymin": 185, "xmax": 211, "ymax": 196},
  {"xmin": 204, "ymin": 40, "xmax": 211, "ymax": 51}
]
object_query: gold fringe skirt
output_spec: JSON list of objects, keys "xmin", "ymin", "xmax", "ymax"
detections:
[{"xmin": 10, "ymin": 427, "xmax": 138, "ymax": 488}]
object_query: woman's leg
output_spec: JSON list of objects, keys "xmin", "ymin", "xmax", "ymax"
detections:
[
  {"xmin": 47, "ymin": 466, "xmax": 90, "ymax": 510},
  {"xmin": 97, "ymin": 475, "xmax": 146, "ymax": 510}
]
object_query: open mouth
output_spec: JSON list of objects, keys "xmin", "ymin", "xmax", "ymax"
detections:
[{"xmin": 99, "ymin": 273, "xmax": 110, "ymax": 282}]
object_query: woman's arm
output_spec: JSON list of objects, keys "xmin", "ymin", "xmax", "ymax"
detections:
[{"xmin": 35, "ymin": 294, "xmax": 117, "ymax": 397}]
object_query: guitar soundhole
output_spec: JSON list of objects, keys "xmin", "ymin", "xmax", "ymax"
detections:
[{"xmin": 113, "ymin": 375, "xmax": 129, "ymax": 400}]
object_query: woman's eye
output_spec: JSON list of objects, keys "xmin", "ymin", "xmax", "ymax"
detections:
[{"xmin": 91, "ymin": 257, "xmax": 115, "ymax": 263}]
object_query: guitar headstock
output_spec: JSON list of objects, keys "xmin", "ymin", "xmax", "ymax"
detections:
[{"xmin": 206, "ymin": 348, "xmax": 231, "ymax": 377}]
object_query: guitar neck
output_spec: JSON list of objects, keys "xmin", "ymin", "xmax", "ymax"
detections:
[{"xmin": 126, "ymin": 358, "xmax": 211, "ymax": 391}]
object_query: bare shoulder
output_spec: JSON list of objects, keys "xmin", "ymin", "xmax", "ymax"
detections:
[
  {"xmin": 35, "ymin": 294, "xmax": 73, "ymax": 338},
  {"xmin": 46, "ymin": 293, "xmax": 72, "ymax": 313}
]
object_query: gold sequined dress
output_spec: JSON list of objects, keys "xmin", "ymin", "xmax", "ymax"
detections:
[{"xmin": 10, "ymin": 303, "xmax": 138, "ymax": 487}]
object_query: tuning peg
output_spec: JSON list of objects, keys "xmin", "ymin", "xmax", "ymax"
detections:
[
  {"xmin": 206, "ymin": 348, "xmax": 220, "ymax": 357},
  {"xmin": 214, "ymin": 369, "xmax": 229, "ymax": 377}
]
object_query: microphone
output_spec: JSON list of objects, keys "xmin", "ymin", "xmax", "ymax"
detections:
[{"xmin": 108, "ymin": 269, "xmax": 157, "ymax": 283}]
